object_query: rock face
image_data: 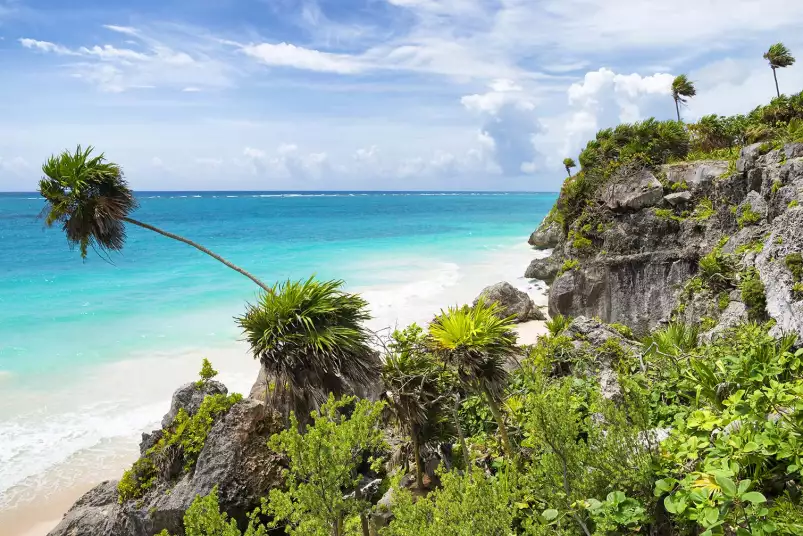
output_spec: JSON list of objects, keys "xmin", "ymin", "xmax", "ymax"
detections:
[
  {"xmin": 49, "ymin": 390, "xmax": 284, "ymax": 536},
  {"xmin": 474, "ymin": 282, "xmax": 544, "ymax": 322},
  {"xmin": 161, "ymin": 381, "xmax": 228, "ymax": 428},
  {"xmin": 601, "ymin": 168, "xmax": 664, "ymax": 212},
  {"xmin": 531, "ymin": 142, "xmax": 803, "ymax": 336},
  {"xmin": 528, "ymin": 220, "xmax": 561, "ymax": 249}
]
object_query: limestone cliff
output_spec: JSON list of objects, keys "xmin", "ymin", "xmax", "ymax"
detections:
[{"xmin": 527, "ymin": 142, "xmax": 803, "ymax": 339}]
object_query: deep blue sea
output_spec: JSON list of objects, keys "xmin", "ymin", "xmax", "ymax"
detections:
[{"xmin": 0, "ymin": 191, "xmax": 555, "ymax": 515}]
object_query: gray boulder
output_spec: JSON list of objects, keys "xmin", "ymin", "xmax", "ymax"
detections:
[
  {"xmin": 664, "ymin": 191, "xmax": 692, "ymax": 207},
  {"xmin": 601, "ymin": 169, "xmax": 664, "ymax": 212},
  {"xmin": 663, "ymin": 161, "xmax": 729, "ymax": 192},
  {"xmin": 737, "ymin": 190, "xmax": 769, "ymax": 221},
  {"xmin": 161, "ymin": 381, "xmax": 227, "ymax": 429},
  {"xmin": 701, "ymin": 301, "xmax": 749, "ymax": 343},
  {"xmin": 474, "ymin": 282, "xmax": 543, "ymax": 322},
  {"xmin": 524, "ymin": 255, "xmax": 562, "ymax": 283},
  {"xmin": 528, "ymin": 220, "xmax": 562, "ymax": 249}
]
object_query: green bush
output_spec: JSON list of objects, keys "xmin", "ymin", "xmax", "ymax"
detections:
[
  {"xmin": 558, "ymin": 259, "xmax": 579, "ymax": 276},
  {"xmin": 786, "ymin": 253, "xmax": 803, "ymax": 282},
  {"xmin": 545, "ymin": 314, "xmax": 572, "ymax": 336},
  {"xmin": 790, "ymin": 200, "xmax": 800, "ymax": 208},
  {"xmin": 740, "ymin": 268, "xmax": 767, "ymax": 320},
  {"xmin": 691, "ymin": 198, "xmax": 716, "ymax": 221},
  {"xmin": 737, "ymin": 206, "xmax": 763, "ymax": 228},
  {"xmin": 609, "ymin": 323, "xmax": 634, "ymax": 339}
]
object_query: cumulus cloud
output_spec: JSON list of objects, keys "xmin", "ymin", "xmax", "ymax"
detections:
[
  {"xmin": 240, "ymin": 144, "xmax": 330, "ymax": 180},
  {"xmin": 462, "ymin": 79, "xmax": 541, "ymax": 175}
]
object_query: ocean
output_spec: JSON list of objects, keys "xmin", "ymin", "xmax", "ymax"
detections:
[{"xmin": 0, "ymin": 191, "xmax": 555, "ymax": 522}]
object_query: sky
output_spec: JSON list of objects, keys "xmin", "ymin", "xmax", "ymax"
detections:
[{"xmin": 1, "ymin": 0, "xmax": 803, "ymax": 192}]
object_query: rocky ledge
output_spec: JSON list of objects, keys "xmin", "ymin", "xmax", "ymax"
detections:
[{"xmin": 526, "ymin": 142, "xmax": 803, "ymax": 339}]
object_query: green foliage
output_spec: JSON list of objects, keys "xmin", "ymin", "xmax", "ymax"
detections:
[
  {"xmin": 39, "ymin": 145, "xmax": 137, "ymax": 258},
  {"xmin": 772, "ymin": 180, "xmax": 783, "ymax": 195},
  {"xmin": 717, "ymin": 292, "xmax": 730, "ymax": 312},
  {"xmin": 740, "ymin": 268, "xmax": 767, "ymax": 320},
  {"xmin": 558, "ymin": 259, "xmax": 579, "ymax": 276},
  {"xmin": 672, "ymin": 74, "xmax": 697, "ymax": 120},
  {"xmin": 266, "ymin": 395, "xmax": 386, "ymax": 536},
  {"xmin": 196, "ymin": 358, "xmax": 218, "ymax": 388},
  {"xmin": 584, "ymin": 491, "xmax": 647, "ymax": 535},
  {"xmin": 155, "ymin": 486, "xmax": 267, "ymax": 536},
  {"xmin": 655, "ymin": 208, "xmax": 685, "ymax": 222},
  {"xmin": 737, "ymin": 206, "xmax": 763, "ymax": 228},
  {"xmin": 735, "ymin": 240, "xmax": 764, "ymax": 255},
  {"xmin": 699, "ymin": 249, "xmax": 736, "ymax": 291},
  {"xmin": 790, "ymin": 200, "xmax": 800, "ymax": 208},
  {"xmin": 383, "ymin": 467, "xmax": 516, "ymax": 535},
  {"xmin": 545, "ymin": 313, "xmax": 572, "ymax": 337},
  {"xmin": 237, "ymin": 277, "xmax": 379, "ymax": 417},
  {"xmin": 764, "ymin": 43, "xmax": 796, "ymax": 70},
  {"xmin": 692, "ymin": 198, "xmax": 716, "ymax": 222},
  {"xmin": 569, "ymin": 230, "xmax": 593, "ymax": 252},
  {"xmin": 785, "ymin": 253, "xmax": 803, "ymax": 282},
  {"xmin": 118, "ymin": 392, "xmax": 242, "ymax": 503},
  {"xmin": 563, "ymin": 158, "xmax": 577, "ymax": 177},
  {"xmin": 609, "ymin": 323, "xmax": 634, "ymax": 339}
]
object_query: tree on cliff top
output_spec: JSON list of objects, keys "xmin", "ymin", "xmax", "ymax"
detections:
[
  {"xmin": 764, "ymin": 43, "xmax": 796, "ymax": 97},
  {"xmin": 671, "ymin": 74, "xmax": 696, "ymax": 122},
  {"xmin": 237, "ymin": 277, "xmax": 381, "ymax": 420},
  {"xmin": 563, "ymin": 158, "xmax": 577, "ymax": 177},
  {"xmin": 39, "ymin": 146, "xmax": 271, "ymax": 292}
]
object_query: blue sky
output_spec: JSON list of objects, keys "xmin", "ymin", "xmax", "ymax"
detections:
[{"xmin": 1, "ymin": 0, "xmax": 803, "ymax": 191}]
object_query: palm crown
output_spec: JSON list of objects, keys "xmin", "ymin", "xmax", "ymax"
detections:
[
  {"xmin": 39, "ymin": 146, "xmax": 137, "ymax": 258},
  {"xmin": 764, "ymin": 43, "xmax": 796, "ymax": 68},
  {"xmin": 671, "ymin": 75, "xmax": 696, "ymax": 122},
  {"xmin": 237, "ymin": 277, "xmax": 380, "ymax": 418}
]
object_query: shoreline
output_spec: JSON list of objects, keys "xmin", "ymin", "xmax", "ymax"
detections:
[{"xmin": 0, "ymin": 242, "xmax": 548, "ymax": 536}]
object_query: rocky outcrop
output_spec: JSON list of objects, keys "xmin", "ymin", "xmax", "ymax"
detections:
[
  {"xmin": 601, "ymin": 168, "xmax": 663, "ymax": 212},
  {"xmin": 474, "ymin": 282, "xmax": 544, "ymax": 322},
  {"xmin": 531, "ymin": 142, "xmax": 803, "ymax": 336},
  {"xmin": 528, "ymin": 220, "xmax": 561, "ymax": 249},
  {"xmin": 161, "ymin": 381, "xmax": 227, "ymax": 428},
  {"xmin": 49, "ymin": 389, "xmax": 285, "ymax": 536}
]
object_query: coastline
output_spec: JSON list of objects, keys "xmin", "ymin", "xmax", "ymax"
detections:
[{"xmin": 0, "ymin": 242, "xmax": 549, "ymax": 536}]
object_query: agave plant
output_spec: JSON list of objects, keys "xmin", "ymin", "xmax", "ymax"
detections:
[
  {"xmin": 671, "ymin": 75, "xmax": 697, "ymax": 122},
  {"xmin": 237, "ymin": 277, "xmax": 380, "ymax": 419},
  {"xmin": 545, "ymin": 313, "xmax": 572, "ymax": 336},
  {"xmin": 428, "ymin": 298, "xmax": 518, "ymax": 457},
  {"xmin": 382, "ymin": 324, "xmax": 453, "ymax": 490},
  {"xmin": 39, "ymin": 146, "xmax": 270, "ymax": 291},
  {"xmin": 764, "ymin": 43, "xmax": 796, "ymax": 98}
]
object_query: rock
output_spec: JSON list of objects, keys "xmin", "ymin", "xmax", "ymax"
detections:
[
  {"xmin": 755, "ymin": 207, "xmax": 803, "ymax": 342},
  {"xmin": 736, "ymin": 143, "xmax": 762, "ymax": 173},
  {"xmin": 138, "ymin": 429, "xmax": 163, "ymax": 456},
  {"xmin": 601, "ymin": 169, "xmax": 664, "ymax": 212},
  {"xmin": 664, "ymin": 191, "xmax": 692, "ymax": 207},
  {"xmin": 49, "ymin": 399, "xmax": 285, "ymax": 536},
  {"xmin": 738, "ymin": 190, "xmax": 769, "ymax": 220},
  {"xmin": 784, "ymin": 142, "xmax": 803, "ymax": 160},
  {"xmin": 528, "ymin": 220, "xmax": 562, "ymax": 249},
  {"xmin": 664, "ymin": 161, "xmax": 729, "ymax": 192},
  {"xmin": 474, "ymin": 282, "xmax": 540, "ymax": 322},
  {"xmin": 161, "ymin": 381, "xmax": 228, "ymax": 429},
  {"xmin": 524, "ymin": 255, "xmax": 562, "ymax": 284},
  {"xmin": 701, "ymin": 301, "xmax": 749, "ymax": 343}
]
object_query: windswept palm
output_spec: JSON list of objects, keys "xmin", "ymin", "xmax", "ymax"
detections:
[
  {"xmin": 563, "ymin": 158, "xmax": 577, "ymax": 178},
  {"xmin": 671, "ymin": 75, "xmax": 697, "ymax": 122},
  {"xmin": 383, "ymin": 325, "xmax": 453, "ymax": 490},
  {"xmin": 764, "ymin": 43, "xmax": 796, "ymax": 98},
  {"xmin": 237, "ymin": 277, "xmax": 381, "ymax": 419},
  {"xmin": 428, "ymin": 298, "xmax": 518, "ymax": 458},
  {"xmin": 39, "ymin": 146, "xmax": 271, "ymax": 292}
]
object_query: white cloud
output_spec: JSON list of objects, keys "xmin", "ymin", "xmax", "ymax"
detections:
[
  {"xmin": 240, "ymin": 42, "xmax": 364, "ymax": 74},
  {"xmin": 0, "ymin": 156, "xmax": 30, "ymax": 174},
  {"xmin": 19, "ymin": 38, "xmax": 76, "ymax": 55}
]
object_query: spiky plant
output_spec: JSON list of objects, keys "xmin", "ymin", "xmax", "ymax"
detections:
[
  {"xmin": 563, "ymin": 158, "xmax": 577, "ymax": 178},
  {"xmin": 382, "ymin": 324, "xmax": 453, "ymax": 490},
  {"xmin": 39, "ymin": 145, "xmax": 270, "ymax": 291},
  {"xmin": 644, "ymin": 323, "xmax": 700, "ymax": 358},
  {"xmin": 428, "ymin": 298, "xmax": 518, "ymax": 458},
  {"xmin": 545, "ymin": 313, "xmax": 572, "ymax": 336},
  {"xmin": 764, "ymin": 43, "xmax": 796, "ymax": 98},
  {"xmin": 671, "ymin": 75, "xmax": 697, "ymax": 122},
  {"xmin": 237, "ymin": 277, "xmax": 380, "ymax": 419}
]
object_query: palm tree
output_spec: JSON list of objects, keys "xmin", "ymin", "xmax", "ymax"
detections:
[
  {"xmin": 764, "ymin": 43, "xmax": 796, "ymax": 97},
  {"xmin": 39, "ymin": 146, "xmax": 271, "ymax": 292},
  {"xmin": 563, "ymin": 158, "xmax": 577, "ymax": 178},
  {"xmin": 428, "ymin": 298, "xmax": 518, "ymax": 458},
  {"xmin": 382, "ymin": 324, "xmax": 452, "ymax": 490},
  {"xmin": 671, "ymin": 75, "xmax": 697, "ymax": 122},
  {"xmin": 237, "ymin": 277, "xmax": 381, "ymax": 419}
]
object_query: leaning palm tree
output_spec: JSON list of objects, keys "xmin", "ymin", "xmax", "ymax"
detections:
[
  {"xmin": 764, "ymin": 43, "xmax": 796, "ymax": 98},
  {"xmin": 671, "ymin": 75, "xmax": 697, "ymax": 122},
  {"xmin": 428, "ymin": 298, "xmax": 518, "ymax": 458},
  {"xmin": 382, "ymin": 324, "xmax": 453, "ymax": 490},
  {"xmin": 39, "ymin": 145, "xmax": 271, "ymax": 292},
  {"xmin": 237, "ymin": 277, "xmax": 381, "ymax": 420},
  {"xmin": 563, "ymin": 158, "xmax": 577, "ymax": 178}
]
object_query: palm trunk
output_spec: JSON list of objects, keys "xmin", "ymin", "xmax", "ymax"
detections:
[
  {"xmin": 122, "ymin": 217, "xmax": 272, "ymax": 293},
  {"xmin": 565, "ymin": 167, "xmax": 571, "ymax": 178},
  {"xmin": 481, "ymin": 385, "xmax": 514, "ymax": 458},
  {"xmin": 674, "ymin": 97, "xmax": 681, "ymax": 122},
  {"xmin": 451, "ymin": 395, "xmax": 471, "ymax": 471},
  {"xmin": 773, "ymin": 67, "xmax": 780, "ymax": 98},
  {"xmin": 413, "ymin": 435, "xmax": 424, "ymax": 490},
  {"xmin": 360, "ymin": 513, "xmax": 370, "ymax": 536}
]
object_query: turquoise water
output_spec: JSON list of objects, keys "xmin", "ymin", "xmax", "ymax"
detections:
[
  {"xmin": 1, "ymin": 191, "xmax": 555, "ymax": 379},
  {"xmin": 0, "ymin": 191, "xmax": 555, "ymax": 508}
]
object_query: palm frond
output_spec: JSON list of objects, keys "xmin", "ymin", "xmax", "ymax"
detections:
[
  {"xmin": 237, "ymin": 277, "xmax": 380, "ymax": 417},
  {"xmin": 39, "ymin": 145, "xmax": 137, "ymax": 258},
  {"xmin": 764, "ymin": 43, "xmax": 796, "ymax": 69}
]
